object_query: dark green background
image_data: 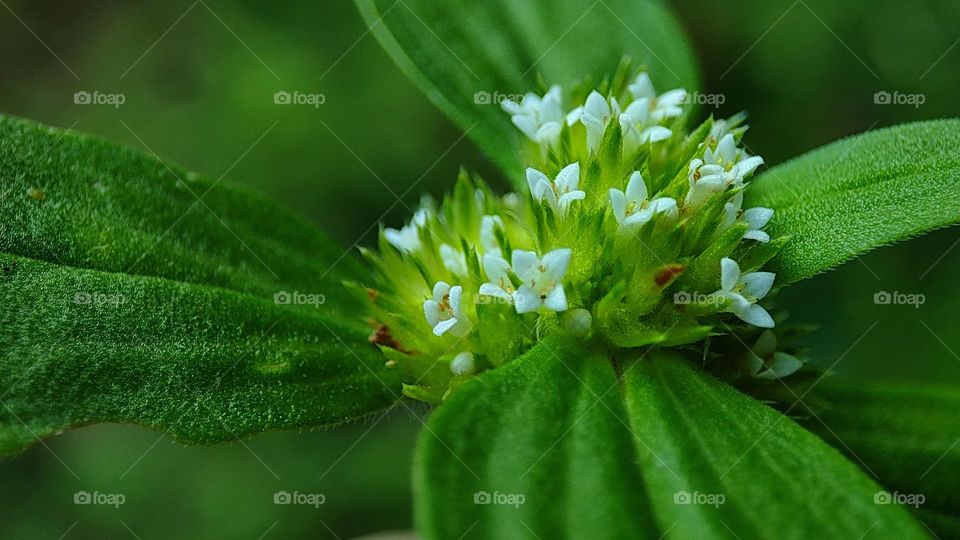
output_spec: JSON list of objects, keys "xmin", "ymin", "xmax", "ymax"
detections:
[{"xmin": 1, "ymin": 0, "xmax": 957, "ymax": 537}]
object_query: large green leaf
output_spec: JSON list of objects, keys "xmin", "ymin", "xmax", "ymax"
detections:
[
  {"xmin": 0, "ymin": 116, "xmax": 399, "ymax": 454},
  {"xmin": 796, "ymin": 379, "xmax": 960, "ymax": 521},
  {"xmin": 624, "ymin": 355, "xmax": 927, "ymax": 538},
  {"xmin": 415, "ymin": 339, "xmax": 925, "ymax": 538},
  {"xmin": 746, "ymin": 119, "xmax": 960, "ymax": 283},
  {"xmin": 355, "ymin": 0, "xmax": 700, "ymax": 179}
]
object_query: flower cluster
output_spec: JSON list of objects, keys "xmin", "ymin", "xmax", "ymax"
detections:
[{"xmin": 360, "ymin": 68, "xmax": 798, "ymax": 402}]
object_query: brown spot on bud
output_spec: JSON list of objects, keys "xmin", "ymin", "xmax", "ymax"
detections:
[
  {"xmin": 654, "ymin": 264, "xmax": 685, "ymax": 287},
  {"xmin": 368, "ymin": 323, "xmax": 411, "ymax": 353},
  {"xmin": 366, "ymin": 288, "xmax": 380, "ymax": 301}
]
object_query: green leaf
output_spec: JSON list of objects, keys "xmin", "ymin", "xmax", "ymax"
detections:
[
  {"xmin": 796, "ymin": 378, "xmax": 960, "ymax": 519},
  {"xmin": 414, "ymin": 337, "xmax": 659, "ymax": 539},
  {"xmin": 0, "ymin": 115, "xmax": 365, "ymax": 305},
  {"xmin": 745, "ymin": 119, "xmax": 960, "ymax": 283},
  {"xmin": 623, "ymin": 355, "xmax": 926, "ymax": 538},
  {"xmin": 0, "ymin": 116, "xmax": 400, "ymax": 454},
  {"xmin": 355, "ymin": 0, "xmax": 700, "ymax": 180},
  {"xmin": 415, "ymin": 339, "xmax": 925, "ymax": 538}
]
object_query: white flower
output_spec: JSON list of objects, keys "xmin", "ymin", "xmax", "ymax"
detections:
[
  {"xmin": 608, "ymin": 171, "xmax": 678, "ymax": 229},
  {"xmin": 717, "ymin": 193, "xmax": 774, "ymax": 243},
  {"xmin": 384, "ymin": 208, "xmax": 430, "ymax": 253},
  {"xmin": 527, "ymin": 163, "xmax": 585, "ymax": 216},
  {"xmin": 512, "ymin": 248, "xmax": 572, "ymax": 314},
  {"xmin": 743, "ymin": 331, "xmax": 804, "ymax": 380},
  {"xmin": 449, "ymin": 351, "xmax": 476, "ymax": 376},
  {"xmin": 480, "ymin": 214, "xmax": 504, "ymax": 255},
  {"xmin": 478, "ymin": 253, "xmax": 515, "ymax": 302},
  {"xmin": 627, "ymin": 73, "xmax": 687, "ymax": 123},
  {"xmin": 502, "ymin": 85, "xmax": 565, "ymax": 146},
  {"xmin": 619, "ymin": 103, "xmax": 673, "ymax": 154},
  {"xmin": 715, "ymin": 257, "xmax": 775, "ymax": 328},
  {"xmin": 569, "ymin": 91, "xmax": 621, "ymax": 151},
  {"xmin": 685, "ymin": 134, "xmax": 764, "ymax": 208},
  {"xmin": 439, "ymin": 243, "xmax": 468, "ymax": 276},
  {"xmin": 423, "ymin": 281, "xmax": 471, "ymax": 337}
]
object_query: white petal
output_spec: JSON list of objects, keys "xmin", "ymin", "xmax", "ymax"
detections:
[
  {"xmin": 557, "ymin": 190, "xmax": 585, "ymax": 211},
  {"xmin": 623, "ymin": 99, "xmax": 649, "ymax": 123},
  {"xmin": 511, "ymin": 250, "xmax": 540, "ymax": 281},
  {"xmin": 629, "ymin": 73, "xmax": 656, "ymax": 99},
  {"xmin": 609, "ymin": 189, "xmax": 627, "ymax": 224},
  {"xmin": 526, "ymin": 168, "xmax": 550, "ymax": 195},
  {"xmin": 640, "ymin": 126, "xmax": 673, "ymax": 143},
  {"xmin": 448, "ymin": 285, "xmax": 464, "ymax": 317},
  {"xmin": 623, "ymin": 209, "xmax": 653, "ymax": 227},
  {"xmin": 720, "ymin": 258, "xmax": 740, "ymax": 292},
  {"xmin": 735, "ymin": 156, "xmax": 764, "ymax": 177},
  {"xmin": 584, "ymin": 91, "xmax": 609, "ymax": 120},
  {"xmin": 432, "ymin": 281, "xmax": 451, "ymax": 301},
  {"xmin": 482, "ymin": 253, "xmax": 511, "ymax": 284},
  {"xmin": 543, "ymin": 284, "xmax": 568, "ymax": 312},
  {"xmin": 440, "ymin": 244, "xmax": 467, "ymax": 276},
  {"xmin": 566, "ymin": 106, "xmax": 583, "ymax": 125},
  {"xmin": 742, "ymin": 272, "xmax": 775, "ymax": 299},
  {"xmin": 423, "ymin": 300, "xmax": 441, "ymax": 327},
  {"xmin": 657, "ymin": 89, "xmax": 688, "ymax": 108},
  {"xmin": 743, "ymin": 230, "xmax": 770, "ymax": 243},
  {"xmin": 450, "ymin": 351, "xmax": 476, "ymax": 376},
  {"xmin": 541, "ymin": 248, "xmax": 572, "ymax": 281},
  {"xmin": 555, "ymin": 162, "xmax": 581, "ymax": 192},
  {"xmin": 511, "ymin": 116, "xmax": 538, "ymax": 141},
  {"xmin": 514, "ymin": 285, "xmax": 542, "ymax": 314},
  {"xmin": 735, "ymin": 303, "xmax": 775, "ymax": 328},
  {"xmin": 432, "ymin": 317, "xmax": 459, "ymax": 336},
  {"xmin": 534, "ymin": 122, "xmax": 561, "ymax": 145},
  {"xmin": 479, "ymin": 283, "xmax": 512, "ymax": 301},
  {"xmin": 501, "ymin": 99, "xmax": 522, "ymax": 115},
  {"xmin": 744, "ymin": 207, "xmax": 774, "ymax": 229},
  {"xmin": 716, "ymin": 134, "xmax": 737, "ymax": 161},
  {"xmin": 625, "ymin": 171, "xmax": 648, "ymax": 202},
  {"xmin": 648, "ymin": 197, "xmax": 678, "ymax": 216}
]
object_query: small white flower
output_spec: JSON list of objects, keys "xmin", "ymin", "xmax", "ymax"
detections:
[
  {"xmin": 449, "ymin": 351, "xmax": 476, "ymax": 376},
  {"xmin": 526, "ymin": 163, "xmax": 585, "ymax": 216},
  {"xmin": 717, "ymin": 193, "xmax": 774, "ymax": 243},
  {"xmin": 423, "ymin": 281, "xmax": 471, "ymax": 337},
  {"xmin": 685, "ymin": 134, "xmax": 764, "ymax": 208},
  {"xmin": 569, "ymin": 91, "xmax": 621, "ymax": 151},
  {"xmin": 608, "ymin": 171, "xmax": 678, "ymax": 229},
  {"xmin": 478, "ymin": 253, "xmax": 515, "ymax": 302},
  {"xmin": 743, "ymin": 330, "xmax": 804, "ymax": 380},
  {"xmin": 439, "ymin": 243, "xmax": 468, "ymax": 276},
  {"xmin": 502, "ymin": 85, "xmax": 565, "ymax": 146},
  {"xmin": 627, "ymin": 73, "xmax": 687, "ymax": 123},
  {"xmin": 715, "ymin": 257, "xmax": 775, "ymax": 328},
  {"xmin": 480, "ymin": 214, "xmax": 504, "ymax": 255},
  {"xmin": 384, "ymin": 208, "xmax": 430, "ymax": 253},
  {"xmin": 512, "ymin": 248, "xmax": 572, "ymax": 314},
  {"xmin": 619, "ymin": 102, "xmax": 673, "ymax": 155}
]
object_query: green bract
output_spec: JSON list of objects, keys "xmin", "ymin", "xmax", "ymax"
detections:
[{"xmin": 362, "ymin": 68, "xmax": 799, "ymax": 403}]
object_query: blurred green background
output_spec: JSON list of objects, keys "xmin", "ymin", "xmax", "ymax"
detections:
[{"xmin": 1, "ymin": 0, "xmax": 958, "ymax": 537}]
